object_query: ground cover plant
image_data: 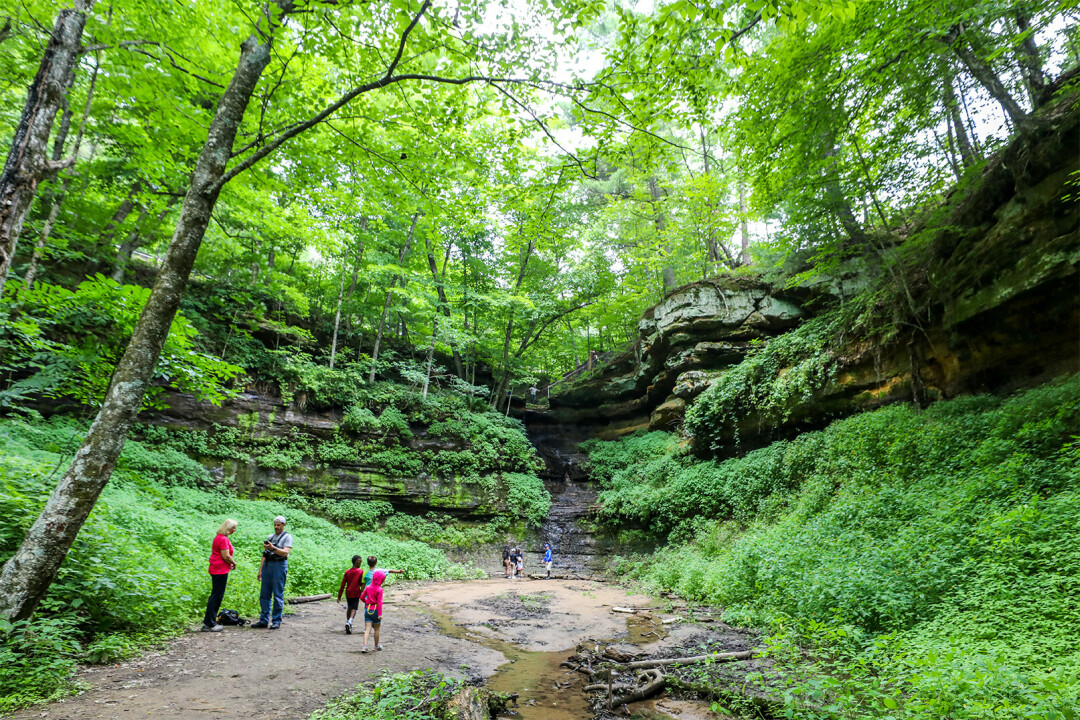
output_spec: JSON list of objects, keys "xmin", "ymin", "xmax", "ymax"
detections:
[
  {"xmin": 309, "ymin": 670, "xmax": 466, "ymax": 720},
  {"xmin": 588, "ymin": 374, "xmax": 1080, "ymax": 718},
  {"xmin": 0, "ymin": 416, "xmax": 476, "ymax": 712}
]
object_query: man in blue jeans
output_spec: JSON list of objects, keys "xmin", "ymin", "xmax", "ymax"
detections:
[{"xmin": 252, "ymin": 516, "xmax": 292, "ymax": 629}]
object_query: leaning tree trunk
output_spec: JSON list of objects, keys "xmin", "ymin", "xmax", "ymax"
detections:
[
  {"xmin": 1014, "ymin": 11, "xmax": 1046, "ymax": 109},
  {"xmin": 0, "ymin": 2, "xmax": 92, "ymax": 298},
  {"xmin": 944, "ymin": 25, "xmax": 1029, "ymax": 127},
  {"xmin": 0, "ymin": 34, "xmax": 271, "ymax": 622}
]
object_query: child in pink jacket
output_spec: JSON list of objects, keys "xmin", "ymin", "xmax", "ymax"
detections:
[{"xmin": 359, "ymin": 570, "xmax": 386, "ymax": 652}]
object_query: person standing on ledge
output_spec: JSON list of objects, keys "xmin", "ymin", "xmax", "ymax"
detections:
[
  {"xmin": 253, "ymin": 516, "xmax": 292, "ymax": 629},
  {"xmin": 542, "ymin": 543, "xmax": 553, "ymax": 580}
]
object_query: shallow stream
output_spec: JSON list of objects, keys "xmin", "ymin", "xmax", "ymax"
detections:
[{"xmin": 424, "ymin": 603, "xmax": 694, "ymax": 719}]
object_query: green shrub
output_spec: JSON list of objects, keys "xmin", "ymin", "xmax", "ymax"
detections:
[
  {"xmin": 310, "ymin": 669, "xmax": 463, "ymax": 720},
  {"xmin": 683, "ymin": 297, "xmax": 889, "ymax": 451},
  {"xmin": 377, "ymin": 406, "xmax": 413, "ymax": 440},
  {"xmin": 342, "ymin": 406, "xmax": 379, "ymax": 434},
  {"xmin": 593, "ymin": 374, "xmax": 1080, "ymax": 716},
  {"xmin": 501, "ymin": 472, "xmax": 551, "ymax": 527}
]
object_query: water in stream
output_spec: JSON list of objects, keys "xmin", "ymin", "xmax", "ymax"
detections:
[{"xmin": 425, "ymin": 606, "xmax": 684, "ymax": 719}]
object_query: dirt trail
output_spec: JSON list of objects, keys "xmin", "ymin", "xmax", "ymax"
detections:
[{"xmin": 6, "ymin": 578, "xmax": 737, "ymax": 720}]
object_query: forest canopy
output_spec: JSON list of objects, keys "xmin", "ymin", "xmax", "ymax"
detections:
[{"xmin": 1, "ymin": 0, "xmax": 1073, "ymax": 404}]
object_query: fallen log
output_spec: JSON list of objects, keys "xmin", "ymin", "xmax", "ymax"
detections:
[
  {"xmin": 610, "ymin": 669, "xmax": 665, "ymax": 708},
  {"xmin": 611, "ymin": 606, "xmax": 637, "ymax": 614},
  {"xmin": 287, "ymin": 593, "xmax": 331, "ymax": 604},
  {"xmin": 661, "ymin": 617, "xmax": 681, "ymax": 625},
  {"xmin": 624, "ymin": 650, "xmax": 753, "ymax": 670}
]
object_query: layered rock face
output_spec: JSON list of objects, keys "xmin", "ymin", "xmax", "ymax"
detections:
[
  {"xmin": 143, "ymin": 392, "xmax": 510, "ymax": 519},
  {"xmin": 545, "ymin": 280, "xmax": 806, "ymax": 440},
  {"xmin": 542, "ymin": 91, "xmax": 1079, "ymax": 451}
]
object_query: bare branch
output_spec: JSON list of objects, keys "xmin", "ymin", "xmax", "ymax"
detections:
[{"xmin": 489, "ymin": 82, "xmax": 596, "ymax": 180}]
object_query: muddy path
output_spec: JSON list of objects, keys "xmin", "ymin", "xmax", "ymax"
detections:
[{"xmin": 6, "ymin": 578, "xmax": 756, "ymax": 720}]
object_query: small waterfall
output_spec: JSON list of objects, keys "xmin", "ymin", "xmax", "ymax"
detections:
[{"xmin": 523, "ymin": 409, "xmax": 609, "ymax": 574}]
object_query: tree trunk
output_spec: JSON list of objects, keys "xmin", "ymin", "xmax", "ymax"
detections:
[
  {"xmin": 422, "ymin": 319, "xmax": 437, "ymax": 398},
  {"xmin": 97, "ymin": 181, "xmax": 143, "ymax": 254},
  {"xmin": 108, "ymin": 205, "xmax": 150, "ymax": 281},
  {"xmin": 945, "ymin": 25, "xmax": 1029, "ymax": 127},
  {"xmin": 0, "ymin": 2, "xmax": 91, "ymax": 298},
  {"xmin": 491, "ymin": 238, "xmax": 533, "ymax": 407},
  {"xmin": 1014, "ymin": 11, "xmax": 1045, "ymax": 109},
  {"xmin": 822, "ymin": 143, "xmax": 865, "ymax": 245},
  {"xmin": 425, "ymin": 234, "xmax": 464, "ymax": 378},
  {"xmin": 939, "ymin": 127, "xmax": 963, "ymax": 179},
  {"xmin": 738, "ymin": 182, "xmax": 751, "ymax": 265},
  {"xmin": 0, "ymin": 33, "xmax": 271, "ymax": 623},
  {"xmin": 368, "ymin": 213, "xmax": 418, "ymax": 383},
  {"xmin": 329, "ymin": 251, "xmax": 347, "ymax": 369},
  {"xmin": 110, "ymin": 197, "xmax": 177, "ymax": 283},
  {"xmin": 646, "ymin": 177, "xmax": 676, "ymax": 293},
  {"xmin": 941, "ymin": 60, "xmax": 978, "ymax": 169},
  {"xmin": 27, "ymin": 51, "xmax": 100, "ymax": 292}
]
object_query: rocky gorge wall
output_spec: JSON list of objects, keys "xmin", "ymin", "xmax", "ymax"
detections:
[
  {"xmin": 140, "ymin": 392, "xmax": 526, "ymax": 522},
  {"xmin": 540, "ymin": 91, "xmax": 1079, "ymax": 454}
]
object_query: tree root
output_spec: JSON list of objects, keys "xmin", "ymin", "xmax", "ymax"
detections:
[{"xmin": 610, "ymin": 669, "xmax": 665, "ymax": 708}]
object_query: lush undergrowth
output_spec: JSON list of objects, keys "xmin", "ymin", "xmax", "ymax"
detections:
[
  {"xmin": 587, "ymin": 375, "xmax": 1080, "ymax": 718},
  {"xmin": 309, "ymin": 670, "xmax": 465, "ymax": 720},
  {"xmin": 0, "ymin": 417, "xmax": 477, "ymax": 712}
]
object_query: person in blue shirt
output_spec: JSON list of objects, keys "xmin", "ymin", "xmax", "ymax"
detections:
[{"xmin": 542, "ymin": 543, "xmax": 553, "ymax": 579}]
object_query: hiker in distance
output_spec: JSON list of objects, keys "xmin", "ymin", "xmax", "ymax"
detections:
[
  {"xmin": 253, "ymin": 516, "xmax": 292, "ymax": 629},
  {"xmin": 542, "ymin": 543, "xmax": 553, "ymax": 579}
]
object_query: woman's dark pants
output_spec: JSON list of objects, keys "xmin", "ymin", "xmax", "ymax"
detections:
[{"xmin": 203, "ymin": 573, "xmax": 229, "ymax": 627}]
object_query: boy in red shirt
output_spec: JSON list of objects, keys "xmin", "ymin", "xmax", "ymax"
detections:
[
  {"xmin": 337, "ymin": 555, "xmax": 364, "ymax": 634},
  {"xmin": 359, "ymin": 570, "xmax": 386, "ymax": 652}
]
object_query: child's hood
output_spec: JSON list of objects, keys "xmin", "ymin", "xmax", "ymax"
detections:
[{"xmin": 372, "ymin": 570, "xmax": 387, "ymax": 587}]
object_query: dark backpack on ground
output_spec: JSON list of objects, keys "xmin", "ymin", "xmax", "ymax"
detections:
[{"xmin": 217, "ymin": 609, "xmax": 246, "ymax": 626}]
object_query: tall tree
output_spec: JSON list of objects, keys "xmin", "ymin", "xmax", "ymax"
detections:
[{"xmin": 0, "ymin": 0, "xmax": 93, "ymax": 297}]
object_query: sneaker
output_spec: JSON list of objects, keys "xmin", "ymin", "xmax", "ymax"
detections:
[
  {"xmin": 375, "ymin": 644, "xmax": 383, "ymax": 651},
  {"xmin": 250, "ymin": 621, "xmax": 269, "ymax": 629},
  {"xmin": 361, "ymin": 645, "xmax": 369, "ymax": 653},
  {"xmin": 270, "ymin": 623, "xmax": 281, "ymax": 630},
  {"xmin": 345, "ymin": 624, "xmax": 352, "ymax": 635},
  {"xmin": 200, "ymin": 624, "xmax": 224, "ymax": 632}
]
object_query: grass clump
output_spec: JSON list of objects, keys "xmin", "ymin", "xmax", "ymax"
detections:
[{"xmin": 589, "ymin": 374, "xmax": 1080, "ymax": 717}]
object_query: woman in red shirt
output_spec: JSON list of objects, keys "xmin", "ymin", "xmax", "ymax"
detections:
[{"xmin": 202, "ymin": 519, "xmax": 238, "ymax": 632}]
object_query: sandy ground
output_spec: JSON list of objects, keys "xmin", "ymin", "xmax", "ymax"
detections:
[{"xmin": 6, "ymin": 578, "xmax": 739, "ymax": 720}]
